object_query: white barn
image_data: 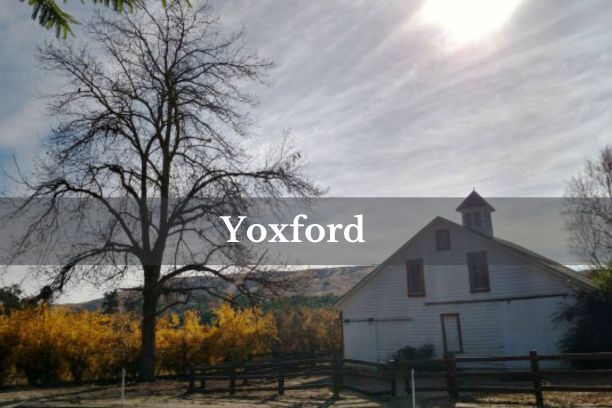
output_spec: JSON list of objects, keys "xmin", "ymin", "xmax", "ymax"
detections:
[{"xmin": 336, "ymin": 191, "xmax": 593, "ymax": 362}]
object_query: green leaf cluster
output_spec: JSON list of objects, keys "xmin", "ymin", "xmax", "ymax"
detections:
[{"xmin": 20, "ymin": 0, "xmax": 191, "ymax": 39}]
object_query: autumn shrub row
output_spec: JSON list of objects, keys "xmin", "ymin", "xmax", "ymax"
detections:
[{"xmin": 0, "ymin": 304, "xmax": 340, "ymax": 386}]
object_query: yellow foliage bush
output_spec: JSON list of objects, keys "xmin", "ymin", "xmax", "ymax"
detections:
[
  {"xmin": 275, "ymin": 307, "xmax": 341, "ymax": 354},
  {"xmin": 206, "ymin": 304, "xmax": 277, "ymax": 364},
  {"xmin": 0, "ymin": 311, "xmax": 18, "ymax": 385},
  {"xmin": 157, "ymin": 310, "xmax": 211, "ymax": 374},
  {"xmin": 93, "ymin": 312, "xmax": 141, "ymax": 380},
  {"xmin": 156, "ymin": 305, "xmax": 277, "ymax": 374},
  {"xmin": 3, "ymin": 306, "xmax": 141, "ymax": 384},
  {"xmin": 0, "ymin": 303, "xmax": 338, "ymax": 385}
]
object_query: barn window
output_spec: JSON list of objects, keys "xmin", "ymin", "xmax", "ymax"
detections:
[
  {"xmin": 467, "ymin": 251, "xmax": 490, "ymax": 292},
  {"xmin": 473, "ymin": 211, "xmax": 482, "ymax": 227},
  {"xmin": 407, "ymin": 259, "xmax": 425, "ymax": 297},
  {"xmin": 463, "ymin": 212, "xmax": 472, "ymax": 227},
  {"xmin": 483, "ymin": 212, "xmax": 491, "ymax": 226},
  {"xmin": 435, "ymin": 229, "xmax": 451, "ymax": 250}
]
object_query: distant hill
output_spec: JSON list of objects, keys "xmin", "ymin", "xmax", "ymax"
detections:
[
  {"xmin": 273, "ymin": 266, "xmax": 374, "ymax": 297},
  {"xmin": 64, "ymin": 266, "xmax": 374, "ymax": 311}
]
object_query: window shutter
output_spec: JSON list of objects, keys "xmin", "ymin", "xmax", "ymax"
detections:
[
  {"xmin": 467, "ymin": 251, "xmax": 490, "ymax": 292},
  {"xmin": 406, "ymin": 259, "xmax": 425, "ymax": 297}
]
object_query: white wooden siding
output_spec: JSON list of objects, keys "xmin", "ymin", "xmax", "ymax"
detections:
[
  {"xmin": 344, "ymin": 321, "xmax": 377, "ymax": 361},
  {"xmin": 341, "ymin": 218, "xmax": 576, "ymax": 362}
]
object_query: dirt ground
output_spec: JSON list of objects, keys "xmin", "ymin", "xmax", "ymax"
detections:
[
  {"xmin": 1, "ymin": 381, "xmax": 611, "ymax": 408},
  {"xmin": 456, "ymin": 392, "xmax": 612, "ymax": 408},
  {"xmin": 0, "ymin": 381, "xmax": 389, "ymax": 408}
]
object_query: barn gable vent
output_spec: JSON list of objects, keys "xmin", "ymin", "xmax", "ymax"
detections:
[{"xmin": 435, "ymin": 229, "xmax": 451, "ymax": 250}]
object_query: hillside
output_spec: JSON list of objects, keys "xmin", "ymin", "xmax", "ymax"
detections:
[{"xmin": 66, "ymin": 266, "xmax": 374, "ymax": 311}]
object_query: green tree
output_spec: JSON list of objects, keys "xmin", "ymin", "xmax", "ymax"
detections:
[
  {"xmin": 555, "ymin": 283, "xmax": 612, "ymax": 359},
  {"xmin": 558, "ymin": 147, "xmax": 612, "ymax": 358},
  {"xmin": 0, "ymin": 285, "xmax": 22, "ymax": 314},
  {"xmin": 101, "ymin": 290, "xmax": 119, "ymax": 314}
]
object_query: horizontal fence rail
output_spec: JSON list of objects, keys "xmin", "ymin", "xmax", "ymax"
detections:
[
  {"xmin": 443, "ymin": 350, "xmax": 612, "ymax": 408},
  {"xmin": 186, "ymin": 350, "xmax": 612, "ymax": 405},
  {"xmin": 188, "ymin": 355, "xmax": 340, "ymax": 397}
]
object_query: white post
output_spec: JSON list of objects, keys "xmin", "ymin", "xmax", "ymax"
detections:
[
  {"xmin": 121, "ymin": 367, "xmax": 126, "ymax": 404},
  {"xmin": 411, "ymin": 368, "xmax": 416, "ymax": 408}
]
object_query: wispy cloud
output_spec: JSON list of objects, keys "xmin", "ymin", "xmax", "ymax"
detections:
[
  {"xmin": 213, "ymin": 0, "xmax": 612, "ymax": 196},
  {"xmin": 1, "ymin": 0, "xmax": 612, "ymax": 198}
]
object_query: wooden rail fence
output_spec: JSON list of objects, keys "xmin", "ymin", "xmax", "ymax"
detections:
[
  {"xmin": 188, "ymin": 355, "xmax": 342, "ymax": 396},
  {"xmin": 445, "ymin": 350, "xmax": 612, "ymax": 407},
  {"xmin": 187, "ymin": 351, "xmax": 612, "ymax": 406},
  {"xmin": 400, "ymin": 350, "xmax": 612, "ymax": 408}
]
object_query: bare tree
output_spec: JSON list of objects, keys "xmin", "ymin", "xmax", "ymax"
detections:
[
  {"xmin": 564, "ymin": 146, "xmax": 612, "ymax": 268},
  {"xmin": 11, "ymin": 2, "xmax": 319, "ymax": 380}
]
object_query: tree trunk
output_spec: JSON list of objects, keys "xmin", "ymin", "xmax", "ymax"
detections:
[{"xmin": 140, "ymin": 265, "xmax": 160, "ymax": 381}]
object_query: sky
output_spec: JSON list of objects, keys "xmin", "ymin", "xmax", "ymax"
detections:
[
  {"xmin": 0, "ymin": 0, "xmax": 611, "ymax": 301},
  {"xmin": 1, "ymin": 0, "xmax": 611, "ymax": 198},
  {"xmin": 206, "ymin": 0, "xmax": 612, "ymax": 196}
]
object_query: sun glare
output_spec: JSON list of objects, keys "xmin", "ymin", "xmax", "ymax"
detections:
[{"xmin": 418, "ymin": 0, "xmax": 523, "ymax": 47}]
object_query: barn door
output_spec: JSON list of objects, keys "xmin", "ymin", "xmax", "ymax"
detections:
[
  {"xmin": 343, "ymin": 320, "xmax": 378, "ymax": 362},
  {"xmin": 441, "ymin": 313, "xmax": 464, "ymax": 353}
]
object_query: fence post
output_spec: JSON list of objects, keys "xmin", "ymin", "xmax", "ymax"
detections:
[
  {"xmin": 411, "ymin": 368, "xmax": 416, "ymax": 408},
  {"xmin": 444, "ymin": 352, "xmax": 458, "ymax": 399},
  {"xmin": 121, "ymin": 367, "xmax": 126, "ymax": 403},
  {"xmin": 529, "ymin": 350, "xmax": 544, "ymax": 408},
  {"xmin": 188, "ymin": 366, "xmax": 195, "ymax": 393},
  {"xmin": 277, "ymin": 360, "xmax": 285, "ymax": 396},
  {"xmin": 229, "ymin": 366, "xmax": 236, "ymax": 396},
  {"xmin": 404, "ymin": 366, "xmax": 411, "ymax": 395},
  {"xmin": 200, "ymin": 375, "xmax": 206, "ymax": 393},
  {"xmin": 332, "ymin": 354, "xmax": 343, "ymax": 399},
  {"xmin": 389, "ymin": 362, "xmax": 397, "ymax": 397}
]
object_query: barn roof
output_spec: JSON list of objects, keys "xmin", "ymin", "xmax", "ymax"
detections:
[
  {"xmin": 456, "ymin": 190, "xmax": 495, "ymax": 212},
  {"xmin": 335, "ymin": 216, "xmax": 594, "ymax": 308},
  {"xmin": 490, "ymin": 235, "xmax": 593, "ymax": 288}
]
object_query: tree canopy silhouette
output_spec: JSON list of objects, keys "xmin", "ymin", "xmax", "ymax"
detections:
[{"xmin": 564, "ymin": 145, "xmax": 612, "ymax": 268}]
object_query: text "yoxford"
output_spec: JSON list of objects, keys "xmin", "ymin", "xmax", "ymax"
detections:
[{"xmin": 220, "ymin": 214, "xmax": 364, "ymax": 243}]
